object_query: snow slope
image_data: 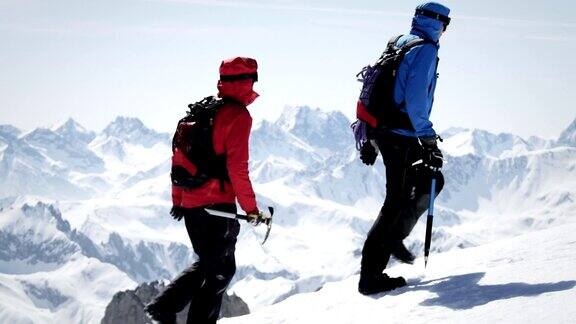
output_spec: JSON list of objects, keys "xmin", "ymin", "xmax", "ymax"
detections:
[{"xmin": 222, "ymin": 222, "xmax": 576, "ymax": 324}]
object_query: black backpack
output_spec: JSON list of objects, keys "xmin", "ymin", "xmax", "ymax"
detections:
[
  {"xmin": 353, "ymin": 35, "xmax": 432, "ymax": 146},
  {"xmin": 171, "ymin": 96, "xmax": 230, "ymax": 190}
]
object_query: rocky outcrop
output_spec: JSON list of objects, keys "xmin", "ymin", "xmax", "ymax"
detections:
[{"xmin": 101, "ymin": 281, "xmax": 249, "ymax": 324}]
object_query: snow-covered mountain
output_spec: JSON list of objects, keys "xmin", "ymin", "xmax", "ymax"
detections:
[
  {"xmin": 2, "ymin": 198, "xmax": 195, "ymax": 281},
  {"xmin": 98, "ymin": 116, "xmax": 170, "ymax": 148},
  {"xmin": 0, "ymin": 136, "xmax": 92, "ymax": 199},
  {"xmin": 558, "ymin": 118, "xmax": 576, "ymax": 147},
  {"xmin": 439, "ymin": 127, "xmax": 547, "ymax": 158},
  {"xmin": 0, "ymin": 198, "xmax": 195, "ymax": 322},
  {"xmin": 52, "ymin": 118, "xmax": 96, "ymax": 146},
  {"xmin": 23, "ymin": 127, "xmax": 104, "ymax": 173},
  {"xmin": 0, "ymin": 109, "xmax": 575, "ymax": 323},
  {"xmin": 0, "ymin": 125, "xmax": 21, "ymax": 143}
]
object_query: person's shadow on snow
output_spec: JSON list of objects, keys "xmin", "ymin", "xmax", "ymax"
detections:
[{"xmin": 388, "ymin": 272, "xmax": 576, "ymax": 310}]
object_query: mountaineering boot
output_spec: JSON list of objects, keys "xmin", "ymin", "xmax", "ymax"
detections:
[
  {"xmin": 144, "ymin": 302, "xmax": 177, "ymax": 324},
  {"xmin": 391, "ymin": 241, "xmax": 415, "ymax": 264},
  {"xmin": 358, "ymin": 273, "xmax": 407, "ymax": 295}
]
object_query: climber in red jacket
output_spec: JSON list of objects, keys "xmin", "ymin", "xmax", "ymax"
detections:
[{"xmin": 146, "ymin": 57, "xmax": 261, "ymax": 324}]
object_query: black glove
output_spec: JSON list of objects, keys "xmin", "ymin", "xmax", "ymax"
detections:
[
  {"xmin": 170, "ymin": 206, "xmax": 186, "ymax": 221},
  {"xmin": 360, "ymin": 141, "xmax": 378, "ymax": 165},
  {"xmin": 420, "ymin": 136, "xmax": 443, "ymax": 170}
]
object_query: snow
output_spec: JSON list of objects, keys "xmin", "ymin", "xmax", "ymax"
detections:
[
  {"xmin": 0, "ymin": 259, "xmax": 61, "ymax": 275},
  {"xmin": 100, "ymin": 116, "xmax": 170, "ymax": 148},
  {"xmin": 222, "ymin": 223, "xmax": 576, "ymax": 324},
  {"xmin": 0, "ymin": 110, "xmax": 575, "ymax": 323},
  {"xmin": 439, "ymin": 128, "xmax": 533, "ymax": 158},
  {"xmin": 51, "ymin": 118, "xmax": 96, "ymax": 145},
  {"xmin": 558, "ymin": 119, "xmax": 576, "ymax": 147},
  {"xmin": 0, "ymin": 125, "xmax": 21, "ymax": 139},
  {"xmin": 0, "ymin": 202, "xmax": 67, "ymax": 243},
  {"xmin": 0, "ymin": 255, "xmax": 135, "ymax": 324}
]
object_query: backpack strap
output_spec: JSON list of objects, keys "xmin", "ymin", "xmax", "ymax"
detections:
[
  {"xmin": 376, "ymin": 34, "xmax": 404, "ymax": 65},
  {"xmin": 386, "ymin": 34, "xmax": 404, "ymax": 52},
  {"xmin": 187, "ymin": 96, "xmax": 224, "ymax": 119},
  {"xmin": 380, "ymin": 35, "xmax": 431, "ymax": 65},
  {"xmin": 399, "ymin": 37, "xmax": 432, "ymax": 55}
]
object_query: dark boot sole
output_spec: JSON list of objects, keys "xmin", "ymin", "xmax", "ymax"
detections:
[{"xmin": 358, "ymin": 279, "xmax": 407, "ymax": 295}]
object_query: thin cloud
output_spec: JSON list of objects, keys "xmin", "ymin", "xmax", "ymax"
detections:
[
  {"xmin": 455, "ymin": 14, "xmax": 576, "ymax": 28},
  {"xmin": 0, "ymin": 21, "xmax": 273, "ymax": 38},
  {"xmin": 147, "ymin": 0, "xmax": 576, "ymax": 28},
  {"xmin": 144, "ymin": 0, "xmax": 409, "ymax": 17},
  {"xmin": 523, "ymin": 35, "xmax": 575, "ymax": 42}
]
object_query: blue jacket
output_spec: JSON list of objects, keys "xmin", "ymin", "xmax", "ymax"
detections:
[{"xmin": 391, "ymin": 2, "xmax": 450, "ymax": 138}]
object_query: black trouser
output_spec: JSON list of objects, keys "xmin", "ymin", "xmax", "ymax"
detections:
[
  {"xmin": 151, "ymin": 204, "xmax": 240, "ymax": 324},
  {"xmin": 360, "ymin": 132, "xmax": 444, "ymax": 277}
]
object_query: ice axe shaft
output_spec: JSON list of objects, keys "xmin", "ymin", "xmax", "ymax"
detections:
[
  {"xmin": 204, "ymin": 207, "xmax": 274, "ymax": 245},
  {"xmin": 424, "ymin": 177, "xmax": 437, "ymax": 268},
  {"xmin": 204, "ymin": 208, "xmax": 249, "ymax": 220}
]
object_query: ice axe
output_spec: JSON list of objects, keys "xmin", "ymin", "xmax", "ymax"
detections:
[
  {"xmin": 424, "ymin": 177, "xmax": 437, "ymax": 268},
  {"xmin": 410, "ymin": 158, "xmax": 439, "ymax": 268},
  {"xmin": 204, "ymin": 207, "xmax": 274, "ymax": 245}
]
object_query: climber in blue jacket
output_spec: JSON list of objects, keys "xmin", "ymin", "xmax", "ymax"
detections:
[
  {"xmin": 358, "ymin": 2, "xmax": 450, "ymax": 295},
  {"xmin": 392, "ymin": 2, "xmax": 448, "ymax": 138}
]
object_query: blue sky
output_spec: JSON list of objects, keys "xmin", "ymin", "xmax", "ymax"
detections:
[{"xmin": 1, "ymin": 0, "xmax": 575, "ymax": 138}]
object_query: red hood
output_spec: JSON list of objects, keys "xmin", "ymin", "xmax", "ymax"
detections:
[
  {"xmin": 217, "ymin": 57, "xmax": 259, "ymax": 106},
  {"xmin": 217, "ymin": 80, "xmax": 259, "ymax": 106}
]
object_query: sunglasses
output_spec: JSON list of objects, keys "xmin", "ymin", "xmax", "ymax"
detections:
[
  {"xmin": 415, "ymin": 8, "xmax": 451, "ymax": 31},
  {"xmin": 219, "ymin": 73, "xmax": 258, "ymax": 83}
]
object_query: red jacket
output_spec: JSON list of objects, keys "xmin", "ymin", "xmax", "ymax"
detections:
[{"xmin": 172, "ymin": 59, "xmax": 259, "ymax": 213}]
